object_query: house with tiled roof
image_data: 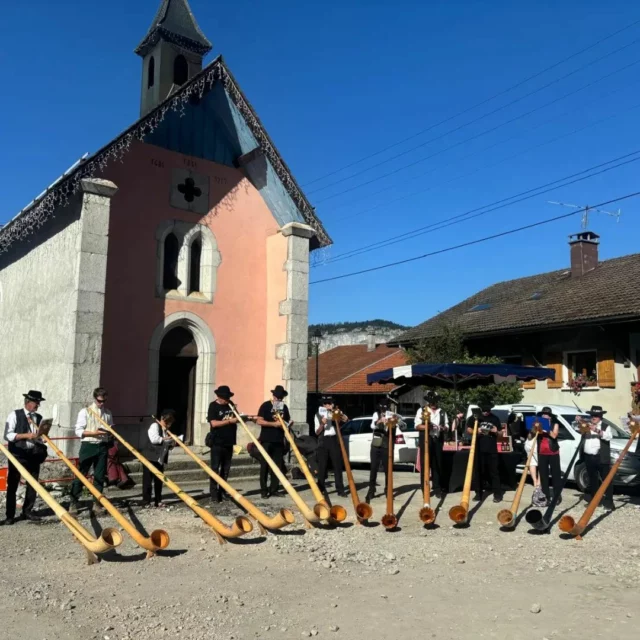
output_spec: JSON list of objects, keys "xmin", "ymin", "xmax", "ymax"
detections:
[
  {"xmin": 394, "ymin": 231, "xmax": 640, "ymax": 422},
  {"xmin": 307, "ymin": 341, "xmax": 410, "ymax": 422}
]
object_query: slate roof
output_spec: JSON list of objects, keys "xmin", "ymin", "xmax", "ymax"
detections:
[
  {"xmin": 308, "ymin": 345, "xmax": 408, "ymax": 394},
  {"xmin": 394, "ymin": 252, "xmax": 640, "ymax": 344},
  {"xmin": 135, "ymin": 0, "xmax": 213, "ymax": 56}
]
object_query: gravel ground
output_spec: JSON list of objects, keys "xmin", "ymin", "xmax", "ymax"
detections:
[{"xmin": 1, "ymin": 470, "xmax": 639, "ymax": 640}]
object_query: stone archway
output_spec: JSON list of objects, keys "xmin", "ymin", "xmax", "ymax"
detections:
[{"xmin": 148, "ymin": 311, "xmax": 216, "ymax": 446}]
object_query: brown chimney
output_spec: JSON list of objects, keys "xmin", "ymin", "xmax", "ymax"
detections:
[{"xmin": 569, "ymin": 231, "xmax": 599, "ymax": 277}]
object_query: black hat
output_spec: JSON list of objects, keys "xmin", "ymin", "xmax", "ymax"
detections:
[
  {"xmin": 424, "ymin": 391, "xmax": 440, "ymax": 403},
  {"xmin": 23, "ymin": 390, "xmax": 45, "ymax": 403},
  {"xmin": 479, "ymin": 401, "xmax": 493, "ymax": 412},
  {"xmin": 587, "ymin": 405, "xmax": 607, "ymax": 417},
  {"xmin": 539, "ymin": 406, "xmax": 553, "ymax": 416},
  {"xmin": 321, "ymin": 395, "xmax": 334, "ymax": 405},
  {"xmin": 214, "ymin": 385, "xmax": 234, "ymax": 399},
  {"xmin": 271, "ymin": 385, "xmax": 288, "ymax": 400}
]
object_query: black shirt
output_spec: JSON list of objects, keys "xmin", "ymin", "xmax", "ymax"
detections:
[
  {"xmin": 258, "ymin": 401, "xmax": 290, "ymax": 444},
  {"xmin": 207, "ymin": 401, "xmax": 237, "ymax": 446},
  {"xmin": 466, "ymin": 413, "xmax": 501, "ymax": 453}
]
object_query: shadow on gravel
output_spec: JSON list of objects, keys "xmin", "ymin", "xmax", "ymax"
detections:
[{"xmin": 395, "ymin": 488, "xmax": 418, "ymax": 526}]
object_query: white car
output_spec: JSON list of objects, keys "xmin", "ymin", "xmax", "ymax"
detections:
[
  {"xmin": 340, "ymin": 416, "xmax": 418, "ymax": 464},
  {"xmin": 466, "ymin": 403, "xmax": 640, "ymax": 489}
]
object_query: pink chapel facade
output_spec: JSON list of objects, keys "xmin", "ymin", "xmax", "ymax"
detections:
[{"xmin": 0, "ymin": 1, "xmax": 330, "ymax": 453}]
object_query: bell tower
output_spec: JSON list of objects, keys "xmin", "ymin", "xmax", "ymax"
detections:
[{"xmin": 135, "ymin": 0, "xmax": 213, "ymax": 117}]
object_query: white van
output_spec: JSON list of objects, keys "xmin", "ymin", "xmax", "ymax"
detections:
[{"xmin": 466, "ymin": 403, "xmax": 640, "ymax": 490}]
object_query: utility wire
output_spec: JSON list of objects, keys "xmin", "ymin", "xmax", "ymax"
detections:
[
  {"xmin": 302, "ymin": 18, "xmax": 640, "ymax": 188},
  {"xmin": 317, "ymin": 148, "xmax": 640, "ymax": 265},
  {"xmin": 316, "ymin": 52, "xmax": 640, "ymax": 205},
  {"xmin": 310, "ymin": 192, "xmax": 640, "ymax": 285}
]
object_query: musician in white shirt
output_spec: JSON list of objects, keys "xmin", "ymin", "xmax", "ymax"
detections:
[
  {"xmin": 581, "ymin": 405, "xmax": 614, "ymax": 510},
  {"xmin": 142, "ymin": 409, "xmax": 177, "ymax": 508},
  {"xmin": 315, "ymin": 396, "xmax": 347, "ymax": 497}
]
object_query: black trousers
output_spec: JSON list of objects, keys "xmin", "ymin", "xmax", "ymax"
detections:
[
  {"xmin": 210, "ymin": 445, "xmax": 234, "ymax": 498},
  {"xmin": 6, "ymin": 453, "xmax": 41, "ymax": 519},
  {"xmin": 260, "ymin": 441, "xmax": 285, "ymax": 494},
  {"xmin": 584, "ymin": 453, "xmax": 614, "ymax": 503},
  {"xmin": 368, "ymin": 445, "xmax": 394, "ymax": 497},
  {"xmin": 142, "ymin": 460, "xmax": 164, "ymax": 505},
  {"xmin": 538, "ymin": 454, "xmax": 562, "ymax": 502},
  {"xmin": 317, "ymin": 437, "xmax": 345, "ymax": 494},
  {"xmin": 419, "ymin": 437, "xmax": 445, "ymax": 494},
  {"xmin": 70, "ymin": 442, "xmax": 109, "ymax": 502},
  {"xmin": 474, "ymin": 450, "xmax": 501, "ymax": 495}
]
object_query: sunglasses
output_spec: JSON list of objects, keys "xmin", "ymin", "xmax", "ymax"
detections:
[{"xmin": 96, "ymin": 397, "xmax": 107, "ymax": 403}]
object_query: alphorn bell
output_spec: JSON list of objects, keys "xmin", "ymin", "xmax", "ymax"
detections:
[
  {"xmin": 87, "ymin": 409, "xmax": 252, "ymax": 544},
  {"xmin": 559, "ymin": 420, "xmax": 640, "ymax": 539},
  {"xmin": 0, "ymin": 440, "xmax": 122, "ymax": 565},
  {"xmin": 497, "ymin": 424, "xmax": 540, "ymax": 529},
  {"xmin": 39, "ymin": 419, "xmax": 169, "ymax": 558},
  {"xmin": 228, "ymin": 402, "xmax": 330, "ymax": 526},
  {"xmin": 449, "ymin": 419, "xmax": 478, "ymax": 524},
  {"xmin": 381, "ymin": 418, "xmax": 398, "ymax": 530},
  {"xmin": 274, "ymin": 411, "xmax": 346, "ymax": 523},
  {"xmin": 159, "ymin": 419, "xmax": 295, "ymax": 533},
  {"xmin": 418, "ymin": 410, "xmax": 435, "ymax": 526},
  {"xmin": 333, "ymin": 410, "xmax": 373, "ymax": 523}
]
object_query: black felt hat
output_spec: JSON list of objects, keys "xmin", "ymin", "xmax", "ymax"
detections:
[
  {"xmin": 214, "ymin": 385, "xmax": 234, "ymax": 399},
  {"xmin": 23, "ymin": 390, "xmax": 45, "ymax": 403},
  {"xmin": 271, "ymin": 385, "xmax": 288, "ymax": 400},
  {"xmin": 587, "ymin": 405, "xmax": 607, "ymax": 417},
  {"xmin": 321, "ymin": 395, "xmax": 334, "ymax": 405}
]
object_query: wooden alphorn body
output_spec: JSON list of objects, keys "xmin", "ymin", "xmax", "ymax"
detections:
[
  {"xmin": 419, "ymin": 409, "xmax": 435, "ymax": 525},
  {"xmin": 87, "ymin": 409, "xmax": 252, "ymax": 544},
  {"xmin": 0, "ymin": 440, "xmax": 122, "ymax": 564},
  {"xmin": 381, "ymin": 420, "xmax": 398, "ymax": 530},
  {"xmin": 449, "ymin": 419, "xmax": 478, "ymax": 524},
  {"xmin": 228, "ymin": 403, "xmax": 329, "ymax": 527},
  {"xmin": 559, "ymin": 422, "xmax": 640, "ymax": 539}
]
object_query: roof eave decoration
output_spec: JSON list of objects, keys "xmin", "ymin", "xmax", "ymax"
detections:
[
  {"xmin": 0, "ymin": 56, "xmax": 331, "ymax": 255},
  {"xmin": 134, "ymin": 28, "xmax": 212, "ymax": 57}
]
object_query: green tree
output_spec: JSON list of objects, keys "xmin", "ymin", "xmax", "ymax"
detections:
[{"xmin": 405, "ymin": 324, "xmax": 523, "ymax": 416}]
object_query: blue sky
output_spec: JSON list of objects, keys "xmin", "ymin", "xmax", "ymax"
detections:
[{"xmin": 2, "ymin": 1, "xmax": 640, "ymax": 328}]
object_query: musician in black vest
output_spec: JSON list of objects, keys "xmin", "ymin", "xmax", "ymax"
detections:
[
  {"xmin": 256, "ymin": 385, "xmax": 291, "ymax": 499},
  {"xmin": 466, "ymin": 402, "xmax": 503, "ymax": 503},
  {"xmin": 536, "ymin": 407, "xmax": 562, "ymax": 506},
  {"xmin": 582, "ymin": 405, "xmax": 614, "ymax": 510},
  {"xmin": 315, "ymin": 396, "xmax": 347, "ymax": 498},
  {"xmin": 206, "ymin": 386, "xmax": 238, "ymax": 503},
  {"xmin": 1, "ymin": 390, "xmax": 47, "ymax": 525},
  {"xmin": 415, "ymin": 391, "xmax": 450, "ymax": 499}
]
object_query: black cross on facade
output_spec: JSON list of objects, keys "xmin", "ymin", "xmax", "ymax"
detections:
[{"xmin": 177, "ymin": 178, "xmax": 202, "ymax": 203}]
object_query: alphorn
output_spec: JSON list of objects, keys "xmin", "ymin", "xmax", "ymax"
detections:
[
  {"xmin": 449, "ymin": 419, "xmax": 478, "ymax": 524},
  {"xmin": 559, "ymin": 421, "xmax": 640, "ymax": 539},
  {"xmin": 497, "ymin": 425, "xmax": 540, "ymax": 529},
  {"xmin": 381, "ymin": 418, "xmax": 398, "ymax": 530},
  {"xmin": 159, "ymin": 419, "xmax": 295, "ymax": 533},
  {"xmin": 333, "ymin": 410, "xmax": 373, "ymax": 523},
  {"xmin": 418, "ymin": 409, "xmax": 435, "ymax": 526},
  {"xmin": 228, "ymin": 402, "xmax": 329, "ymax": 526},
  {"xmin": 526, "ymin": 427, "xmax": 588, "ymax": 532},
  {"xmin": 0, "ymin": 440, "xmax": 122, "ymax": 565},
  {"xmin": 274, "ymin": 411, "xmax": 346, "ymax": 523},
  {"xmin": 87, "ymin": 409, "xmax": 252, "ymax": 544},
  {"xmin": 39, "ymin": 421, "xmax": 169, "ymax": 558}
]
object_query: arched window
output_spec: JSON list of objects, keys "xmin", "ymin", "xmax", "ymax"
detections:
[
  {"xmin": 148, "ymin": 56, "xmax": 155, "ymax": 88},
  {"xmin": 163, "ymin": 233, "xmax": 180, "ymax": 290},
  {"xmin": 189, "ymin": 237, "xmax": 202, "ymax": 294},
  {"xmin": 173, "ymin": 55, "xmax": 188, "ymax": 86}
]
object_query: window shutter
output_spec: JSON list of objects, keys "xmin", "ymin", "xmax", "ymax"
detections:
[
  {"xmin": 597, "ymin": 350, "xmax": 616, "ymax": 388},
  {"xmin": 545, "ymin": 352, "xmax": 563, "ymax": 389},
  {"xmin": 522, "ymin": 356, "xmax": 536, "ymax": 389}
]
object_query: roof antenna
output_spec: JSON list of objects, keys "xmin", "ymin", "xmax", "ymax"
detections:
[{"xmin": 547, "ymin": 201, "xmax": 621, "ymax": 228}]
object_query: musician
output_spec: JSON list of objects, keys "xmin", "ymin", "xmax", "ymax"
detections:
[
  {"xmin": 537, "ymin": 407, "xmax": 562, "ymax": 506},
  {"xmin": 314, "ymin": 396, "xmax": 347, "ymax": 498},
  {"xmin": 69, "ymin": 388, "xmax": 112, "ymax": 516},
  {"xmin": 415, "ymin": 391, "xmax": 450, "ymax": 499},
  {"xmin": 1, "ymin": 390, "xmax": 47, "ymax": 526},
  {"xmin": 524, "ymin": 427, "xmax": 543, "ymax": 506},
  {"xmin": 466, "ymin": 402, "xmax": 503, "ymax": 503},
  {"xmin": 365, "ymin": 401, "xmax": 404, "ymax": 503},
  {"xmin": 206, "ymin": 386, "xmax": 238, "ymax": 503},
  {"xmin": 142, "ymin": 409, "xmax": 177, "ymax": 508},
  {"xmin": 256, "ymin": 385, "xmax": 291, "ymax": 499},
  {"xmin": 582, "ymin": 405, "xmax": 614, "ymax": 510}
]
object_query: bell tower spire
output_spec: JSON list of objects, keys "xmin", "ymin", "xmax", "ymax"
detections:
[{"xmin": 135, "ymin": 0, "xmax": 213, "ymax": 117}]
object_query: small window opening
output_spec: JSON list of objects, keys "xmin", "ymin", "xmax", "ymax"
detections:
[
  {"xmin": 189, "ymin": 237, "xmax": 202, "ymax": 294},
  {"xmin": 163, "ymin": 233, "xmax": 180, "ymax": 290},
  {"xmin": 173, "ymin": 55, "xmax": 188, "ymax": 86},
  {"xmin": 148, "ymin": 56, "xmax": 155, "ymax": 88}
]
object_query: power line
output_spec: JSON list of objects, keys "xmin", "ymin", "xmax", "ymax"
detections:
[
  {"xmin": 316, "ymin": 51, "xmax": 640, "ymax": 205},
  {"xmin": 302, "ymin": 18, "xmax": 640, "ymax": 188},
  {"xmin": 316, "ymin": 149, "xmax": 640, "ymax": 266},
  {"xmin": 310, "ymin": 192, "xmax": 640, "ymax": 285}
]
